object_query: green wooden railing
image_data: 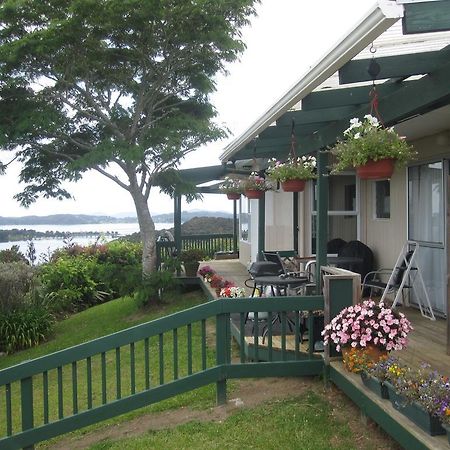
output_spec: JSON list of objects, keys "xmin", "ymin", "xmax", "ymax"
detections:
[
  {"xmin": 156, "ymin": 233, "xmax": 235, "ymax": 267},
  {"xmin": 0, "ymin": 294, "xmax": 323, "ymax": 449}
]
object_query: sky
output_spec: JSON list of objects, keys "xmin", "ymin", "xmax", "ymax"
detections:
[{"xmin": 0, "ymin": 0, "xmax": 376, "ymax": 218}]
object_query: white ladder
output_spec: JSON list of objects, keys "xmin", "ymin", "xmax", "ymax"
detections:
[{"xmin": 380, "ymin": 241, "xmax": 435, "ymax": 321}]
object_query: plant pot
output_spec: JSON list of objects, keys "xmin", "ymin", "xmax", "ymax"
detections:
[
  {"xmin": 244, "ymin": 189, "xmax": 264, "ymax": 199},
  {"xmin": 226, "ymin": 193, "xmax": 241, "ymax": 200},
  {"xmin": 281, "ymin": 179, "xmax": 306, "ymax": 192},
  {"xmin": 184, "ymin": 261, "xmax": 200, "ymax": 277},
  {"xmin": 443, "ymin": 424, "xmax": 450, "ymax": 445},
  {"xmin": 341, "ymin": 345, "xmax": 387, "ymax": 373},
  {"xmin": 360, "ymin": 371, "xmax": 389, "ymax": 399},
  {"xmin": 384, "ymin": 382, "xmax": 446, "ymax": 436},
  {"xmin": 356, "ymin": 158, "xmax": 395, "ymax": 180}
]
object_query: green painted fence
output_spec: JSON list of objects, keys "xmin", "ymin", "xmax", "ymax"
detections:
[
  {"xmin": 156, "ymin": 234, "xmax": 235, "ymax": 268},
  {"xmin": 0, "ymin": 293, "xmax": 324, "ymax": 449}
]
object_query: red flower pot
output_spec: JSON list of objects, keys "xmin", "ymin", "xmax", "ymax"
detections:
[
  {"xmin": 244, "ymin": 190, "xmax": 264, "ymax": 199},
  {"xmin": 226, "ymin": 193, "xmax": 241, "ymax": 200},
  {"xmin": 281, "ymin": 179, "xmax": 306, "ymax": 192},
  {"xmin": 356, "ymin": 158, "xmax": 395, "ymax": 180}
]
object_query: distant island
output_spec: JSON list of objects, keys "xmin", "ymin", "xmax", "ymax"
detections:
[{"xmin": 0, "ymin": 211, "xmax": 232, "ymax": 226}]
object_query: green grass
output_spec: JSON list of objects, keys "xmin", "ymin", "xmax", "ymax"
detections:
[
  {"xmin": 0, "ymin": 288, "xmax": 222, "ymax": 446},
  {"xmin": 87, "ymin": 393, "xmax": 364, "ymax": 450}
]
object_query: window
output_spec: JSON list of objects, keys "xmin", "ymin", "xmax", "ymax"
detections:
[
  {"xmin": 374, "ymin": 180, "xmax": 390, "ymax": 219},
  {"xmin": 239, "ymin": 198, "xmax": 250, "ymax": 241},
  {"xmin": 311, "ymin": 174, "xmax": 358, "ymax": 251}
]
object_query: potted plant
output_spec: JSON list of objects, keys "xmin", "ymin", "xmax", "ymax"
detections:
[
  {"xmin": 179, "ymin": 249, "xmax": 206, "ymax": 277},
  {"xmin": 209, "ymin": 274, "xmax": 234, "ymax": 296},
  {"xmin": 242, "ymin": 172, "xmax": 271, "ymax": 199},
  {"xmin": 439, "ymin": 404, "xmax": 450, "ymax": 444},
  {"xmin": 322, "ymin": 299, "xmax": 412, "ymax": 373},
  {"xmin": 219, "ymin": 286, "xmax": 246, "ymax": 298},
  {"xmin": 385, "ymin": 362, "xmax": 449, "ymax": 436},
  {"xmin": 266, "ymin": 156, "xmax": 316, "ymax": 192},
  {"xmin": 360, "ymin": 355, "xmax": 394, "ymax": 399},
  {"xmin": 198, "ymin": 265, "xmax": 216, "ymax": 282},
  {"xmin": 219, "ymin": 177, "xmax": 243, "ymax": 200},
  {"xmin": 331, "ymin": 114, "xmax": 416, "ymax": 180}
]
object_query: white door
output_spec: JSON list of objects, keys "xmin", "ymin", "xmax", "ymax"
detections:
[{"xmin": 408, "ymin": 161, "xmax": 446, "ymax": 315}]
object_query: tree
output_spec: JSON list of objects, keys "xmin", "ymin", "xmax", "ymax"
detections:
[{"xmin": 0, "ymin": 0, "xmax": 257, "ymax": 274}]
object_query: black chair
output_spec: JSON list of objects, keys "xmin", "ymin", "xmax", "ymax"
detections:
[
  {"xmin": 337, "ymin": 240, "xmax": 374, "ymax": 290},
  {"xmin": 327, "ymin": 238, "xmax": 347, "ymax": 255}
]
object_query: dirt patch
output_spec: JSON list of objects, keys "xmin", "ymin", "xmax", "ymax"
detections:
[{"xmin": 48, "ymin": 377, "xmax": 398, "ymax": 450}]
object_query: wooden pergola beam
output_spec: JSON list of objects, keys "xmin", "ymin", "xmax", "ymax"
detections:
[{"xmin": 403, "ymin": 1, "xmax": 450, "ymax": 34}]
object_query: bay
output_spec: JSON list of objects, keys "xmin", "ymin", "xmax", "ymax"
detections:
[{"xmin": 0, "ymin": 222, "xmax": 173, "ymax": 257}]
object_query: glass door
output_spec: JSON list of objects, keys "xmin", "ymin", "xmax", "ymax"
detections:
[{"xmin": 408, "ymin": 161, "xmax": 446, "ymax": 315}]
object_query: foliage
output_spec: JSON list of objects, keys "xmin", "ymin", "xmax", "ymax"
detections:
[
  {"xmin": 198, "ymin": 265, "xmax": 216, "ymax": 279},
  {"xmin": 38, "ymin": 256, "xmax": 108, "ymax": 313},
  {"xmin": 219, "ymin": 177, "xmax": 243, "ymax": 194},
  {"xmin": 0, "ymin": 245, "xmax": 28, "ymax": 264},
  {"xmin": 331, "ymin": 115, "xmax": 416, "ymax": 172},
  {"xmin": 0, "ymin": 306, "xmax": 54, "ymax": 354},
  {"xmin": 384, "ymin": 361, "xmax": 450, "ymax": 418},
  {"xmin": 161, "ymin": 256, "xmax": 183, "ymax": 274},
  {"xmin": 322, "ymin": 299, "xmax": 412, "ymax": 352},
  {"xmin": 219, "ymin": 286, "xmax": 246, "ymax": 298},
  {"xmin": 134, "ymin": 270, "xmax": 181, "ymax": 306},
  {"xmin": 180, "ymin": 249, "xmax": 207, "ymax": 263},
  {"xmin": 0, "ymin": 262, "xmax": 37, "ymax": 312},
  {"xmin": 366, "ymin": 355, "xmax": 395, "ymax": 381},
  {"xmin": 208, "ymin": 274, "xmax": 234, "ymax": 289},
  {"xmin": 0, "ymin": 0, "xmax": 258, "ymax": 275},
  {"xmin": 242, "ymin": 172, "xmax": 272, "ymax": 191},
  {"xmin": 266, "ymin": 156, "xmax": 317, "ymax": 182}
]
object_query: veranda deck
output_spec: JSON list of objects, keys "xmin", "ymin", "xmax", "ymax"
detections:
[{"xmin": 202, "ymin": 259, "xmax": 450, "ymax": 375}]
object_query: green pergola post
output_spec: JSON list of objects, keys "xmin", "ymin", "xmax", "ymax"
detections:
[
  {"xmin": 233, "ymin": 199, "xmax": 238, "ymax": 254},
  {"xmin": 257, "ymin": 194, "xmax": 266, "ymax": 258},
  {"xmin": 315, "ymin": 150, "xmax": 329, "ymax": 292},
  {"xmin": 174, "ymin": 194, "xmax": 182, "ymax": 258},
  {"xmin": 293, "ymin": 192, "xmax": 299, "ymax": 253}
]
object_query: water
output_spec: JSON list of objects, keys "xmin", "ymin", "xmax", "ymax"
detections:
[{"xmin": 0, "ymin": 222, "xmax": 173, "ymax": 257}]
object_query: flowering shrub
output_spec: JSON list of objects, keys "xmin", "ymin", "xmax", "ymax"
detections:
[
  {"xmin": 331, "ymin": 114, "xmax": 416, "ymax": 173},
  {"xmin": 198, "ymin": 265, "xmax": 216, "ymax": 279},
  {"xmin": 266, "ymin": 156, "xmax": 316, "ymax": 182},
  {"xmin": 242, "ymin": 172, "xmax": 271, "ymax": 191},
  {"xmin": 219, "ymin": 286, "xmax": 246, "ymax": 298},
  {"xmin": 219, "ymin": 177, "xmax": 243, "ymax": 194},
  {"xmin": 322, "ymin": 299, "xmax": 412, "ymax": 352}
]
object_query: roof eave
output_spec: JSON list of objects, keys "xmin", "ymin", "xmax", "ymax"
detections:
[{"xmin": 220, "ymin": 0, "xmax": 404, "ymax": 162}]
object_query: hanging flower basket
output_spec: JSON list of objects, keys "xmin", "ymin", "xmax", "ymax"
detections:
[
  {"xmin": 356, "ymin": 158, "xmax": 395, "ymax": 180},
  {"xmin": 281, "ymin": 179, "xmax": 306, "ymax": 192},
  {"xmin": 266, "ymin": 156, "xmax": 316, "ymax": 192},
  {"xmin": 226, "ymin": 192, "xmax": 241, "ymax": 200},
  {"xmin": 244, "ymin": 189, "xmax": 264, "ymax": 199},
  {"xmin": 331, "ymin": 115, "xmax": 416, "ymax": 178}
]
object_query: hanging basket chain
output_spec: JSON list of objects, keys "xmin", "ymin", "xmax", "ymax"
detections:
[
  {"xmin": 290, "ymin": 119, "xmax": 297, "ymax": 164},
  {"xmin": 367, "ymin": 42, "xmax": 385, "ymax": 128}
]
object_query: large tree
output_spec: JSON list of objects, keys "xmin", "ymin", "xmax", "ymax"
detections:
[{"xmin": 0, "ymin": 0, "xmax": 257, "ymax": 273}]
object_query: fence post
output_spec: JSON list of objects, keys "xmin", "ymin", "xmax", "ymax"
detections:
[
  {"xmin": 21, "ymin": 376, "xmax": 34, "ymax": 450},
  {"xmin": 216, "ymin": 312, "xmax": 228, "ymax": 405}
]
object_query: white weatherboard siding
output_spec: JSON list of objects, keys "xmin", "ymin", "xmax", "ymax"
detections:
[{"xmin": 265, "ymin": 190, "xmax": 294, "ymax": 252}]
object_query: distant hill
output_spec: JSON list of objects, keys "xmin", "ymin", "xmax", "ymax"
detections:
[{"xmin": 0, "ymin": 211, "xmax": 232, "ymax": 226}]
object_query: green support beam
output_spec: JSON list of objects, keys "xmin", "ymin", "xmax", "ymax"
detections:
[
  {"xmin": 339, "ymin": 49, "xmax": 446, "ymax": 84},
  {"xmin": 293, "ymin": 192, "xmax": 299, "ymax": 254},
  {"xmin": 174, "ymin": 195, "xmax": 182, "ymax": 258},
  {"xmin": 301, "ymin": 81, "xmax": 403, "ymax": 110},
  {"xmin": 239, "ymin": 58, "xmax": 450, "ymax": 161},
  {"xmin": 233, "ymin": 199, "xmax": 238, "ymax": 254},
  {"xmin": 259, "ymin": 122, "xmax": 323, "ymax": 139},
  {"xmin": 315, "ymin": 151, "xmax": 329, "ymax": 293},
  {"xmin": 258, "ymin": 194, "xmax": 266, "ymax": 257},
  {"xmin": 276, "ymin": 105, "xmax": 359, "ymax": 127},
  {"xmin": 403, "ymin": 1, "xmax": 450, "ymax": 34}
]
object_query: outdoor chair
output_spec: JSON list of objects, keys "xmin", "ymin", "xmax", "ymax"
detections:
[{"xmin": 362, "ymin": 241, "xmax": 435, "ymax": 320}]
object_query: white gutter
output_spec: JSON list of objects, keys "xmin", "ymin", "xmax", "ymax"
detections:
[{"xmin": 220, "ymin": 0, "xmax": 404, "ymax": 161}]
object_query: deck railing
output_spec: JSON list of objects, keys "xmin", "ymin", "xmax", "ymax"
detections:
[
  {"xmin": 156, "ymin": 233, "xmax": 235, "ymax": 267},
  {"xmin": 0, "ymin": 293, "xmax": 323, "ymax": 449}
]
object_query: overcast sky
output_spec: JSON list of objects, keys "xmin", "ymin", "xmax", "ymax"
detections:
[{"xmin": 0, "ymin": 0, "xmax": 375, "ymax": 218}]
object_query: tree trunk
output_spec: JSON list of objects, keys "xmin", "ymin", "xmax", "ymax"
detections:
[{"xmin": 130, "ymin": 187, "xmax": 156, "ymax": 276}]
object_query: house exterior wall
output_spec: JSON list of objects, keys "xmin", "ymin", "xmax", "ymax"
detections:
[{"xmin": 264, "ymin": 190, "xmax": 294, "ymax": 252}]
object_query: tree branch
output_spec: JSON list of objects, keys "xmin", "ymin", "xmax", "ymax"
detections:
[{"xmin": 93, "ymin": 165, "xmax": 131, "ymax": 191}]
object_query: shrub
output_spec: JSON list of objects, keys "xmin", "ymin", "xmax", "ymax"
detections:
[
  {"xmin": 0, "ymin": 262, "xmax": 37, "ymax": 312},
  {"xmin": 135, "ymin": 270, "xmax": 181, "ymax": 306},
  {"xmin": 0, "ymin": 245, "xmax": 28, "ymax": 264},
  {"xmin": 38, "ymin": 256, "xmax": 107, "ymax": 313}
]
